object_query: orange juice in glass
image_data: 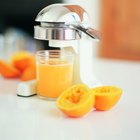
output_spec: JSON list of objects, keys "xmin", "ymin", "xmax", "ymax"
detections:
[{"xmin": 36, "ymin": 50, "xmax": 74, "ymax": 100}]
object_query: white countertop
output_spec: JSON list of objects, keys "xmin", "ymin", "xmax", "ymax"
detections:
[{"xmin": 0, "ymin": 57, "xmax": 140, "ymax": 140}]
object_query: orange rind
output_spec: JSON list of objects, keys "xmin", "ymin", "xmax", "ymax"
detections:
[
  {"xmin": 0, "ymin": 59, "xmax": 21, "ymax": 78},
  {"xmin": 20, "ymin": 65, "xmax": 36, "ymax": 81},
  {"xmin": 56, "ymin": 84, "xmax": 95, "ymax": 117},
  {"xmin": 91, "ymin": 86, "xmax": 122, "ymax": 111},
  {"xmin": 10, "ymin": 51, "xmax": 35, "ymax": 72}
]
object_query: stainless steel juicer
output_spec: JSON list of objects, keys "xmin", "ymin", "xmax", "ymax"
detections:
[{"xmin": 34, "ymin": 3, "xmax": 101, "ymax": 87}]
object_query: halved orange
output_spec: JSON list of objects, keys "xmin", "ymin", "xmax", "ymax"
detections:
[
  {"xmin": 56, "ymin": 84, "xmax": 95, "ymax": 117},
  {"xmin": 10, "ymin": 51, "xmax": 35, "ymax": 72},
  {"xmin": 91, "ymin": 86, "xmax": 122, "ymax": 111},
  {"xmin": 0, "ymin": 59, "xmax": 21, "ymax": 78},
  {"xmin": 20, "ymin": 65, "xmax": 36, "ymax": 81}
]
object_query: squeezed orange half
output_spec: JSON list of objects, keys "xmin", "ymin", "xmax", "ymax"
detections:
[
  {"xmin": 91, "ymin": 86, "xmax": 122, "ymax": 111},
  {"xmin": 56, "ymin": 84, "xmax": 95, "ymax": 117},
  {"xmin": 36, "ymin": 59, "xmax": 73, "ymax": 99}
]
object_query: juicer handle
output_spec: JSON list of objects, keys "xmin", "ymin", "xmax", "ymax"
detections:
[
  {"xmin": 85, "ymin": 27, "xmax": 101, "ymax": 40},
  {"xmin": 69, "ymin": 24, "xmax": 101, "ymax": 40}
]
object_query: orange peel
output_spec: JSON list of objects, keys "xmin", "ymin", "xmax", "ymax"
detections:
[
  {"xmin": 91, "ymin": 86, "xmax": 122, "ymax": 111},
  {"xmin": 10, "ymin": 51, "xmax": 35, "ymax": 72},
  {"xmin": 56, "ymin": 84, "xmax": 95, "ymax": 117},
  {"xmin": 0, "ymin": 59, "xmax": 21, "ymax": 78}
]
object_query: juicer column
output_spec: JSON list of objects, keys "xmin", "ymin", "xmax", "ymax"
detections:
[
  {"xmin": 49, "ymin": 40, "xmax": 82, "ymax": 85},
  {"xmin": 79, "ymin": 35, "xmax": 101, "ymax": 87}
]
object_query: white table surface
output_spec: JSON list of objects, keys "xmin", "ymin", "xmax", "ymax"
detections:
[{"xmin": 0, "ymin": 57, "xmax": 140, "ymax": 140}]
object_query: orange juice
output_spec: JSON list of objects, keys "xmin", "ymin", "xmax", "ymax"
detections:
[{"xmin": 36, "ymin": 59, "xmax": 73, "ymax": 99}]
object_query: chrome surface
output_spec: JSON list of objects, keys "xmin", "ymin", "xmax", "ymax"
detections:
[
  {"xmin": 34, "ymin": 3, "xmax": 100, "ymax": 40},
  {"xmin": 34, "ymin": 25, "xmax": 81, "ymax": 40},
  {"xmin": 35, "ymin": 4, "xmax": 89, "ymax": 24},
  {"xmin": 69, "ymin": 24, "xmax": 101, "ymax": 39}
]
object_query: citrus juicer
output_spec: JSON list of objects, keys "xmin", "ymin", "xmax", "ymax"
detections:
[{"xmin": 34, "ymin": 3, "xmax": 101, "ymax": 87}]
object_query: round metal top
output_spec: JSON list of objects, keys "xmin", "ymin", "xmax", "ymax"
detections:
[
  {"xmin": 35, "ymin": 4, "xmax": 90, "ymax": 25},
  {"xmin": 34, "ymin": 4, "xmax": 100, "ymax": 41}
]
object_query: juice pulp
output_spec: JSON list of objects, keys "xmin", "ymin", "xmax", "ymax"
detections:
[{"xmin": 36, "ymin": 59, "xmax": 73, "ymax": 98}]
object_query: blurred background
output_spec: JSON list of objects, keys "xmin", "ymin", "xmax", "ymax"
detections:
[{"xmin": 0, "ymin": 0, "xmax": 63, "ymax": 59}]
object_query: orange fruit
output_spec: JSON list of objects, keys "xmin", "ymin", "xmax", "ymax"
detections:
[
  {"xmin": 20, "ymin": 65, "xmax": 36, "ymax": 81},
  {"xmin": 0, "ymin": 59, "xmax": 21, "ymax": 78},
  {"xmin": 10, "ymin": 51, "xmax": 35, "ymax": 72},
  {"xmin": 56, "ymin": 84, "xmax": 95, "ymax": 117},
  {"xmin": 91, "ymin": 86, "xmax": 122, "ymax": 111}
]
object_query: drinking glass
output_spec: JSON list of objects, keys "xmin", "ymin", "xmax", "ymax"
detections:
[{"xmin": 36, "ymin": 50, "xmax": 74, "ymax": 100}]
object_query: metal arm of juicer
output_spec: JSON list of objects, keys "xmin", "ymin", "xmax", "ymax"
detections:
[
  {"xmin": 34, "ymin": 4, "xmax": 100, "ymax": 41},
  {"xmin": 68, "ymin": 24, "xmax": 101, "ymax": 40}
]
